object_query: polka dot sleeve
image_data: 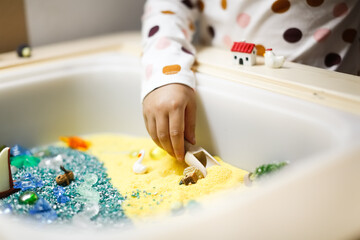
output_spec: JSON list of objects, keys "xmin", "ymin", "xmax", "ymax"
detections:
[{"xmin": 141, "ymin": 0, "xmax": 199, "ymax": 101}]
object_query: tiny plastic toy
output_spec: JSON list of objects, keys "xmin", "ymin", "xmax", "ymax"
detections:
[
  {"xmin": 184, "ymin": 141, "xmax": 220, "ymax": 177},
  {"xmin": 56, "ymin": 165, "xmax": 74, "ymax": 186},
  {"xmin": 59, "ymin": 136, "xmax": 91, "ymax": 151},
  {"xmin": 133, "ymin": 149, "xmax": 148, "ymax": 174},
  {"xmin": 244, "ymin": 162, "xmax": 288, "ymax": 186},
  {"xmin": 179, "ymin": 166, "xmax": 204, "ymax": 185},
  {"xmin": 264, "ymin": 48, "xmax": 285, "ymax": 68},
  {"xmin": 231, "ymin": 41, "xmax": 257, "ymax": 66},
  {"xmin": 0, "ymin": 147, "xmax": 20, "ymax": 199},
  {"xmin": 16, "ymin": 44, "xmax": 32, "ymax": 58}
]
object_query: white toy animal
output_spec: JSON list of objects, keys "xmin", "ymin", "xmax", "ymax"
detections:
[
  {"xmin": 133, "ymin": 150, "xmax": 148, "ymax": 174},
  {"xmin": 264, "ymin": 48, "xmax": 285, "ymax": 68}
]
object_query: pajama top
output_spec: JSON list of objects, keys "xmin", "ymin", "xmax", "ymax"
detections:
[{"xmin": 141, "ymin": 0, "xmax": 360, "ymax": 101}]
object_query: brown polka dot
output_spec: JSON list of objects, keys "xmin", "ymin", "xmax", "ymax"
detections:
[
  {"xmin": 181, "ymin": 47, "xmax": 193, "ymax": 55},
  {"xmin": 306, "ymin": 0, "xmax": 324, "ymax": 7},
  {"xmin": 324, "ymin": 53, "xmax": 341, "ymax": 67},
  {"xmin": 182, "ymin": 0, "xmax": 194, "ymax": 9},
  {"xmin": 189, "ymin": 21, "xmax": 195, "ymax": 31},
  {"xmin": 271, "ymin": 0, "xmax": 291, "ymax": 14},
  {"xmin": 342, "ymin": 28, "xmax": 357, "ymax": 43},
  {"xmin": 333, "ymin": 2, "xmax": 348, "ymax": 17},
  {"xmin": 148, "ymin": 26, "xmax": 159, "ymax": 37},
  {"xmin": 283, "ymin": 28, "xmax": 302, "ymax": 43},
  {"xmin": 221, "ymin": 0, "xmax": 227, "ymax": 10},
  {"xmin": 197, "ymin": 0, "xmax": 204, "ymax": 12},
  {"xmin": 208, "ymin": 26, "xmax": 215, "ymax": 38},
  {"xmin": 161, "ymin": 10, "xmax": 175, "ymax": 14},
  {"xmin": 255, "ymin": 44, "xmax": 266, "ymax": 56},
  {"xmin": 163, "ymin": 64, "xmax": 182, "ymax": 75}
]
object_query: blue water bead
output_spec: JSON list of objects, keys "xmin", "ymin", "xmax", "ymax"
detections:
[
  {"xmin": 20, "ymin": 180, "xmax": 37, "ymax": 191},
  {"xmin": 29, "ymin": 198, "xmax": 52, "ymax": 213},
  {"xmin": 14, "ymin": 173, "xmax": 43, "ymax": 191},
  {"xmin": 57, "ymin": 195, "xmax": 70, "ymax": 204},
  {"xmin": 10, "ymin": 144, "xmax": 32, "ymax": 157},
  {"xmin": 53, "ymin": 186, "xmax": 66, "ymax": 197},
  {"xmin": 13, "ymin": 181, "xmax": 22, "ymax": 189},
  {"xmin": 29, "ymin": 198, "xmax": 57, "ymax": 221}
]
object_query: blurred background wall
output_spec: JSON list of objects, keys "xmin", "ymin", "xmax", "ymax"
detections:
[{"xmin": 0, "ymin": 0, "xmax": 146, "ymax": 53}]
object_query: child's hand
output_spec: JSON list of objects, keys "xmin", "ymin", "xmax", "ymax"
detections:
[{"xmin": 143, "ymin": 83, "xmax": 196, "ymax": 161}]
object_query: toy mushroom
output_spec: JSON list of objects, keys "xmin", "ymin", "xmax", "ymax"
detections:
[{"xmin": 56, "ymin": 166, "xmax": 74, "ymax": 186}]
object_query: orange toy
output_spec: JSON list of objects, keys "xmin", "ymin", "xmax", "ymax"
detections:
[{"xmin": 59, "ymin": 136, "xmax": 91, "ymax": 151}]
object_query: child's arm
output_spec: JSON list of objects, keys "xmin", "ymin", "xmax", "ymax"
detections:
[{"xmin": 141, "ymin": 0, "xmax": 199, "ymax": 161}]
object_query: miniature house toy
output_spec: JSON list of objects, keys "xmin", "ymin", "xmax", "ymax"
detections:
[
  {"xmin": 231, "ymin": 41, "xmax": 257, "ymax": 66},
  {"xmin": 0, "ymin": 147, "xmax": 20, "ymax": 199}
]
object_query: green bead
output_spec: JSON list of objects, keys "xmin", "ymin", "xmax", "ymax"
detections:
[
  {"xmin": 150, "ymin": 147, "xmax": 166, "ymax": 159},
  {"xmin": 19, "ymin": 191, "xmax": 38, "ymax": 205}
]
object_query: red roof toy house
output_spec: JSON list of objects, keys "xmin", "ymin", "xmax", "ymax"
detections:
[{"xmin": 231, "ymin": 41, "xmax": 257, "ymax": 66}]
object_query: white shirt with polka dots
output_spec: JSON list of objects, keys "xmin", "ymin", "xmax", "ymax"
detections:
[{"xmin": 141, "ymin": 0, "xmax": 360, "ymax": 101}]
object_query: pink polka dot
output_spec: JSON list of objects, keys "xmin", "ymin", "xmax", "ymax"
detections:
[
  {"xmin": 182, "ymin": 29, "xmax": 189, "ymax": 40},
  {"xmin": 333, "ymin": 2, "xmax": 348, "ymax": 17},
  {"xmin": 236, "ymin": 13, "xmax": 251, "ymax": 28},
  {"xmin": 145, "ymin": 64, "xmax": 153, "ymax": 80},
  {"xmin": 313, "ymin": 28, "xmax": 331, "ymax": 42},
  {"xmin": 155, "ymin": 37, "xmax": 171, "ymax": 50},
  {"xmin": 222, "ymin": 35, "xmax": 233, "ymax": 48}
]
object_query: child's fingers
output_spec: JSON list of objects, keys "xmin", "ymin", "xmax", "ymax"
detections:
[
  {"xmin": 184, "ymin": 100, "xmax": 197, "ymax": 145},
  {"xmin": 156, "ymin": 114, "xmax": 175, "ymax": 157},
  {"xmin": 147, "ymin": 117, "xmax": 161, "ymax": 148},
  {"xmin": 169, "ymin": 108, "xmax": 185, "ymax": 161}
]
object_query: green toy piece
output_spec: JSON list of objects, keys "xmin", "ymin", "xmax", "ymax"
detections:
[
  {"xmin": 253, "ymin": 162, "xmax": 288, "ymax": 179},
  {"xmin": 10, "ymin": 155, "xmax": 40, "ymax": 168}
]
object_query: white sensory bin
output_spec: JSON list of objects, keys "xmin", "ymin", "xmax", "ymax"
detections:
[{"xmin": 0, "ymin": 52, "xmax": 360, "ymax": 240}]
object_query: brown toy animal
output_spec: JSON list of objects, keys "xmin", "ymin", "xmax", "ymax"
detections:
[{"xmin": 56, "ymin": 166, "xmax": 74, "ymax": 186}]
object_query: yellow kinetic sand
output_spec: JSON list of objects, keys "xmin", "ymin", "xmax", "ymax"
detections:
[{"xmin": 82, "ymin": 134, "xmax": 248, "ymax": 221}]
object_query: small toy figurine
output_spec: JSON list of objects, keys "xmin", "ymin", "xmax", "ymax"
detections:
[
  {"xmin": 16, "ymin": 44, "xmax": 31, "ymax": 58},
  {"xmin": 56, "ymin": 166, "xmax": 74, "ymax": 186},
  {"xmin": 0, "ymin": 147, "xmax": 20, "ymax": 199},
  {"xmin": 179, "ymin": 166, "xmax": 204, "ymax": 185},
  {"xmin": 264, "ymin": 48, "xmax": 285, "ymax": 68},
  {"xmin": 133, "ymin": 150, "xmax": 148, "ymax": 174},
  {"xmin": 244, "ymin": 162, "xmax": 288, "ymax": 186},
  {"xmin": 231, "ymin": 41, "xmax": 257, "ymax": 66},
  {"xmin": 184, "ymin": 141, "xmax": 220, "ymax": 178},
  {"xmin": 59, "ymin": 136, "xmax": 91, "ymax": 151}
]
